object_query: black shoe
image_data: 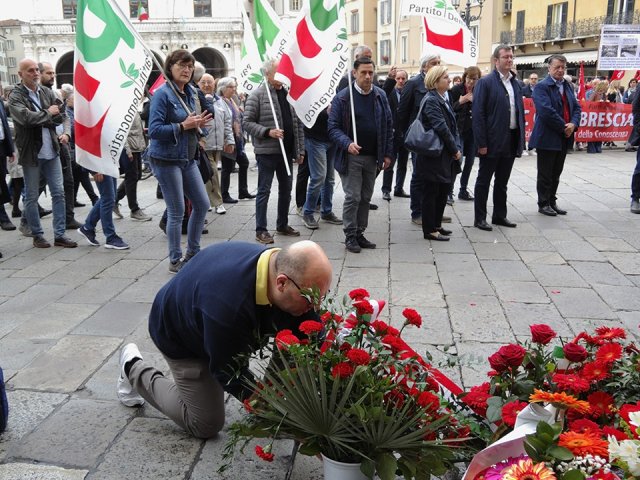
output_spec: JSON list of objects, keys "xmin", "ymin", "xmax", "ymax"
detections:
[
  {"xmin": 382, "ymin": 192, "xmax": 391, "ymax": 201},
  {"xmin": 159, "ymin": 218, "xmax": 167, "ymax": 234},
  {"xmin": 74, "ymin": 201, "xmax": 86, "ymax": 207},
  {"xmin": 446, "ymin": 194, "xmax": 454, "ymax": 205},
  {"xmin": 458, "ymin": 190, "xmax": 474, "ymax": 201},
  {"xmin": 474, "ymin": 220, "xmax": 493, "ymax": 231},
  {"xmin": 551, "ymin": 204, "xmax": 567, "ymax": 215},
  {"xmin": 66, "ymin": 219, "xmax": 83, "ymax": 230},
  {"xmin": 0, "ymin": 221, "xmax": 16, "ymax": 231},
  {"xmin": 39, "ymin": 207, "xmax": 52, "ymax": 218},
  {"xmin": 369, "ymin": 203, "xmax": 378, "ymax": 210},
  {"xmin": 394, "ymin": 190, "xmax": 410, "ymax": 198},
  {"xmin": 437, "ymin": 227, "xmax": 452, "ymax": 236},
  {"xmin": 492, "ymin": 218, "xmax": 517, "ymax": 228},
  {"xmin": 222, "ymin": 196, "xmax": 238, "ymax": 204},
  {"xmin": 345, "ymin": 236, "xmax": 361, "ymax": 253},
  {"xmin": 356, "ymin": 235, "xmax": 376, "ymax": 249},
  {"xmin": 90, "ymin": 197, "xmax": 99, "ymax": 206},
  {"xmin": 424, "ymin": 232, "xmax": 450, "ymax": 241},
  {"xmin": 11, "ymin": 208, "xmax": 21, "ymax": 218},
  {"xmin": 538, "ymin": 205, "xmax": 557, "ymax": 216},
  {"xmin": 238, "ymin": 192, "xmax": 256, "ymax": 200},
  {"xmin": 276, "ymin": 225, "xmax": 300, "ymax": 236}
]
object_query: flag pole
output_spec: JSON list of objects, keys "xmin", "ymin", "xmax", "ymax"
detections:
[
  {"xmin": 393, "ymin": 0, "xmax": 403, "ymax": 66},
  {"xmin": 261, "ymin": 68, "xmax": 292, "ymax": 176}
]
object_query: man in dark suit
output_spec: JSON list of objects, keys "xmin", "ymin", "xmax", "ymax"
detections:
[
  {"xmin": 529, "ymin": 55, "xmax": 580, "ymax": 216},
  {"xmin": 381, "ymin": 69, "xmax": 410, "ymax": 201},
  {"xmin": 472, "ymin": 45, "xmax": 525, "ymax": 231},
  {"xmin": 0, "ymin": 99, "xmax": 16, "ymax": 232},
  {"xmin": 397, "ymin": 54, "xmax": 444, "ymax": 225},
  {"xmin": 521, "ymin": 73, "xmax": 539, "ymax": 98}
]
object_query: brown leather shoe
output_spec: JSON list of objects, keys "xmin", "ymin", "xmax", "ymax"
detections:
[
  {"xmin": 33, "ymin": 235, "xmax": 51, "ymax": 248},
  {"xmin": 276, "ymin": 225, "xmax": 300, "ymax": 236},
  {"xmin": 54, "ymin": 236, "xmax": 78, "ymax": 248}
]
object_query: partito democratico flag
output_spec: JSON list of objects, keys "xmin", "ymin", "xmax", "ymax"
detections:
[
  {"xmin": 74, "ymin": 0, "xmax": 153, "ymax": 177},
  {"xmin": 400, "ymin": 0, "xmax": 477, "ymax": 68},
  {"xmin": 275, "ymin": 0, "xmax": 349, "ymax": 128}
]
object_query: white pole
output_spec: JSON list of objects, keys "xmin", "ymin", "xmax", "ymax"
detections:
[{"xmin": 262, "ymin": 72, "xmax": 292, "ymax": 176}]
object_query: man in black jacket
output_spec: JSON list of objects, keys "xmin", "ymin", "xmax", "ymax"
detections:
[{"xmin": 381, "ymin": 69, "xmax": 410, "ymax": 201}]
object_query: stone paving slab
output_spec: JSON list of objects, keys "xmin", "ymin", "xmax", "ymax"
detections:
[{"xmin": 1, "ymin": 149, "xmax": 640, "ymax": 479}]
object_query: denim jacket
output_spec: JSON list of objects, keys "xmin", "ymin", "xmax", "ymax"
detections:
[{"xmin": 148, "ymin": 82, "xmax": 196, "ymax": 161}]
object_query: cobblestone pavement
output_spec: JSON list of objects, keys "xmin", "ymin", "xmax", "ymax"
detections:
[{"xmin": 1, "ymin": 147, "xmax": 640, "ymax": 479}]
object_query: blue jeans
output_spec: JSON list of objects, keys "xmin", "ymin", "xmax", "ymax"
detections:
[
  {"xmin": 23, "ymin": 156, "xmax": 66, "ymax": 238},
  {"xmin": 303, "ymin": 138, "xmax": 335, "ymax": 216},
  {"xmin": 84, "ymin": 176, "xmax": 117, "ymax": 241},
  {"xmin": 256, "ymin": 154, "xmax": 292, "ymax": 232},
  {"xmin": 151, "ymin": 159, "xmax": 209, "ymax": 263}
]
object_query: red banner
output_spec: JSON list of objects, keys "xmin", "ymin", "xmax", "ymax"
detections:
[{"xmin": 524, "ymin": 98, "xmax": 634, "ymax": 143}]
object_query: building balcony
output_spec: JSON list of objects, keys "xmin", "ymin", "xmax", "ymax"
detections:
[{"xmin": 500, "ymin": 10, "xmax": 639, "ymax": 46}]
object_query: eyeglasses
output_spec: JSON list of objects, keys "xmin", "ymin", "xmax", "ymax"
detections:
[{"xmin": 175, "ymin": 63, "xmax": 195, "ymax": 70}]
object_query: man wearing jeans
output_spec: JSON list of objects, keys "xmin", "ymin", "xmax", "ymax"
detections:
[
  {"xmin": 301, "ymin": 107, "xmax": 342, "ymax": 229},
  {"xmin": 329, "ymin": 57, "xmax": 393, "ymax": 253},
  {"xmin": 8, "ymin": 58, "xmax": 77, "ymax": 248},
  {"xmin": 243, "ymin": 59, "xmax": 304, "ymax": 244}
]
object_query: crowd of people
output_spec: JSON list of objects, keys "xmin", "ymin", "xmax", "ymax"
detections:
[{"xmin": 2, "ymin": 46, "xmax": 640, "ymax": 263}]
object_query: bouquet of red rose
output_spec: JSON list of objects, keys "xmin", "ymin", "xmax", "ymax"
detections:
[{"xmin": 221, "ymin": 288, "xmax": 480, "ymax": 480}]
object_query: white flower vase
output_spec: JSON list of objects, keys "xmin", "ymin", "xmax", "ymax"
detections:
[{"xmin": 322, "ymin": 454, "xmax": 369, "ymax": 480}]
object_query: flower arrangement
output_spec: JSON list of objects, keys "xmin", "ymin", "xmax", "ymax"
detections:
[
  {"xmin": 220, "ymin": 288, "xmax": 481, "ymax": 479},
  {"xmin": 460, "ymin": 323, "xmax": 640, "ymax": 480}
]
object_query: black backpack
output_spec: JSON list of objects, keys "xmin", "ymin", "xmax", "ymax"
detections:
[{"xmin": 0, "ymin": 367, "xmax": 8, "ymax": 433}]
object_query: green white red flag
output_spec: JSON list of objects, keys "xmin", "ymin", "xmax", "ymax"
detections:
[
  {"xmin": 400, "ymin": 0, "xmax": 478, "ymax": 67},
  {"xmin": 253, "ymin": 0, "xmax": 287, "ymax": 61},
  {"xmin": 74, "ymin": 0, "xmax": 152, "ymax": 177},
  {"xmin": 274, "ymin": 0, "xmax": 349, "ymax": 128},
  {"xmin": 238, "ymin": 6, "xmax": 264, "ymax": 94},
  {"xmin": 137, "ymin": 2, "xmax": 148, "ymax": 21}
]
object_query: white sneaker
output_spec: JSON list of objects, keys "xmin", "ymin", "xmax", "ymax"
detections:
[
  {"xmin": 117, "ymin": 343, "xmax": 145, "ymax": 407},
  {"xmin": 215, "ymin": 205, "xmax": 226, "ymax": 214}
]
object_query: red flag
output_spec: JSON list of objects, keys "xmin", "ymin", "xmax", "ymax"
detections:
[
  {"xmin": 577, "ymin": 62, "xmax": 586, "ymax": 101},
  {"xmin": 149, "ymin": 75, "xmax": 165, "ymax": 95},
  {"xmin": 611, "ymin": 70, "xmax": 625, "ymax": 81},
  {"xmin": 634, "ymin": 70, "xmax": 640, "ymax": 81}
]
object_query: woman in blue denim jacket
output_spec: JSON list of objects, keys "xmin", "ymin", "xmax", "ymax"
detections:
[{"xmin": 148, "ymin": 50, "xmax": 212, "ymax": 273}]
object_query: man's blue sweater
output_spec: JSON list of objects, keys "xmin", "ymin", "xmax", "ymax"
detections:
[{"xmin": 148, "ymin": 241, "xmax": 312, "ymax": 395}]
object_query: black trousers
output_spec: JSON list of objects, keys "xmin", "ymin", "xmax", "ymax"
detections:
[
  {"xmin": 221, "ymin": 149, "xmax": 250, "ymax": 198},
  {"xmin": 421, "ymin": 180, "xmax": 449, "ymax": 235},
  {"xmin": 382, "ymin": 145, "xmax": 409, "ymax": 194},
  {"xmin": 536, "ymin": 146, "xmax": 567, "ymax": 207},
  {"xmin": 474, "ymin": 130, "xmax": 518, "ymax": 222},
  {"xmin": 59, "ymin": 143, "xmax": 76, "ymax": 223},
  {"xmin": 295, "ymin": 159, "xmax": 309, "ymax": 208},
  {"xmin": 116, "ymin": 151, "xmax": 142, "ymax": 212}
]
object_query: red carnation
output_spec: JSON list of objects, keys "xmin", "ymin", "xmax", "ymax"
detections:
[
  {"xmin": 255, "ymin": 445, "xmax": 274, "ymax": 462},
  {"xmin": 331, "ymin": 362, "xmax": 355, "ymax": 378},
  {"xmin": 402, "ymin": 308, "xmax": 422, "ymax": 328},
  {"xmin": 348, "ymin": 288, "xmax": 370, "ymax": 301},
  {"xmin": 275, "ymin": 329, "xmax": 300, "ymax": 350},
  {"xmin": 488, "ymin": 352, "xmax": 510, "ymax": 373},
  {"xmin": 530, "ymin": 324, "xmax": 557, "ymax": 345},
  {"xmin": 570, "ymin": 418, "xmax": 602, "ymax": 435},
  {"xmin": 299, "ymin": 320, "xmax": 323, "ymax": 335},
  {"xmin": 382, "ymin": 334, "xmax": 405, "ymax": 353},
  {"xmin": 501, "ymin": 400, "xmax": 528, "ymax": 427},
  {"xmin": 371, "ymin": 320, "xmax": 399, "ymax": 336},
  {"xmin": 563, "ymin": 342, "xmax": 588, "ymax": 363},
  {"xmin": 346, "ymin": 348, "xmax": 371, "ymax": 366},
  {"xmin": 320, "ymin": 312, "xmax": 332, "ymax": 323},
  {"xmin": 463, "ymin": 383, "xmax": 491, "ymax": 417},
  {"xmin": 416, "ymin": 391, "xmax": 440, "ymax": 413},
  {"xmin": 354, "ymin": 300, "xmax": 374, "ymax": 317},
  {"xmin": 497, "ymin": 344, "xmax": 527, "ymax": 368}
]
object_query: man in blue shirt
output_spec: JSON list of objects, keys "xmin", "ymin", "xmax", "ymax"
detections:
[{"xmin": 116, "ymin": 240, "xmax": 332, "ymax": 439}]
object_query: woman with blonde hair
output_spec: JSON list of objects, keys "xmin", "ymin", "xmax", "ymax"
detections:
[{"xmin": 417, "ymin": 66, "xmax": 462, "ymax": 241}]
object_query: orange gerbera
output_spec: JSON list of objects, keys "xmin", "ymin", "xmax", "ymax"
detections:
[
  {"xmin": 529, "ymin": 389, "xmax": 591, "ymax": 414},
  {"xmin": 558, "ymin": 431, "xmax": 609, "ymax": 457},
  {"xmin": 502, "ymin": 458, "xmax": 557, "ymax": 480}
]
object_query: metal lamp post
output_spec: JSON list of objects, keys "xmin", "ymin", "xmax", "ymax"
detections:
[{"xmin": 450, "ymin": 0, "xmax": 485, "ymax": 27}]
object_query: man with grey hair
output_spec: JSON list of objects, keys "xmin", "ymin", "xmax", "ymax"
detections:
[
  {"xmin": 528, "ymin": 54, "xmax": 580, "ymax": 216},
  {"xmin": 397, "ymin": 53, "xmax": 445, "ymax": 225},
  {"xmin": 243, "ymin": 58, "xmax": 304, "ymax": 244}
]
